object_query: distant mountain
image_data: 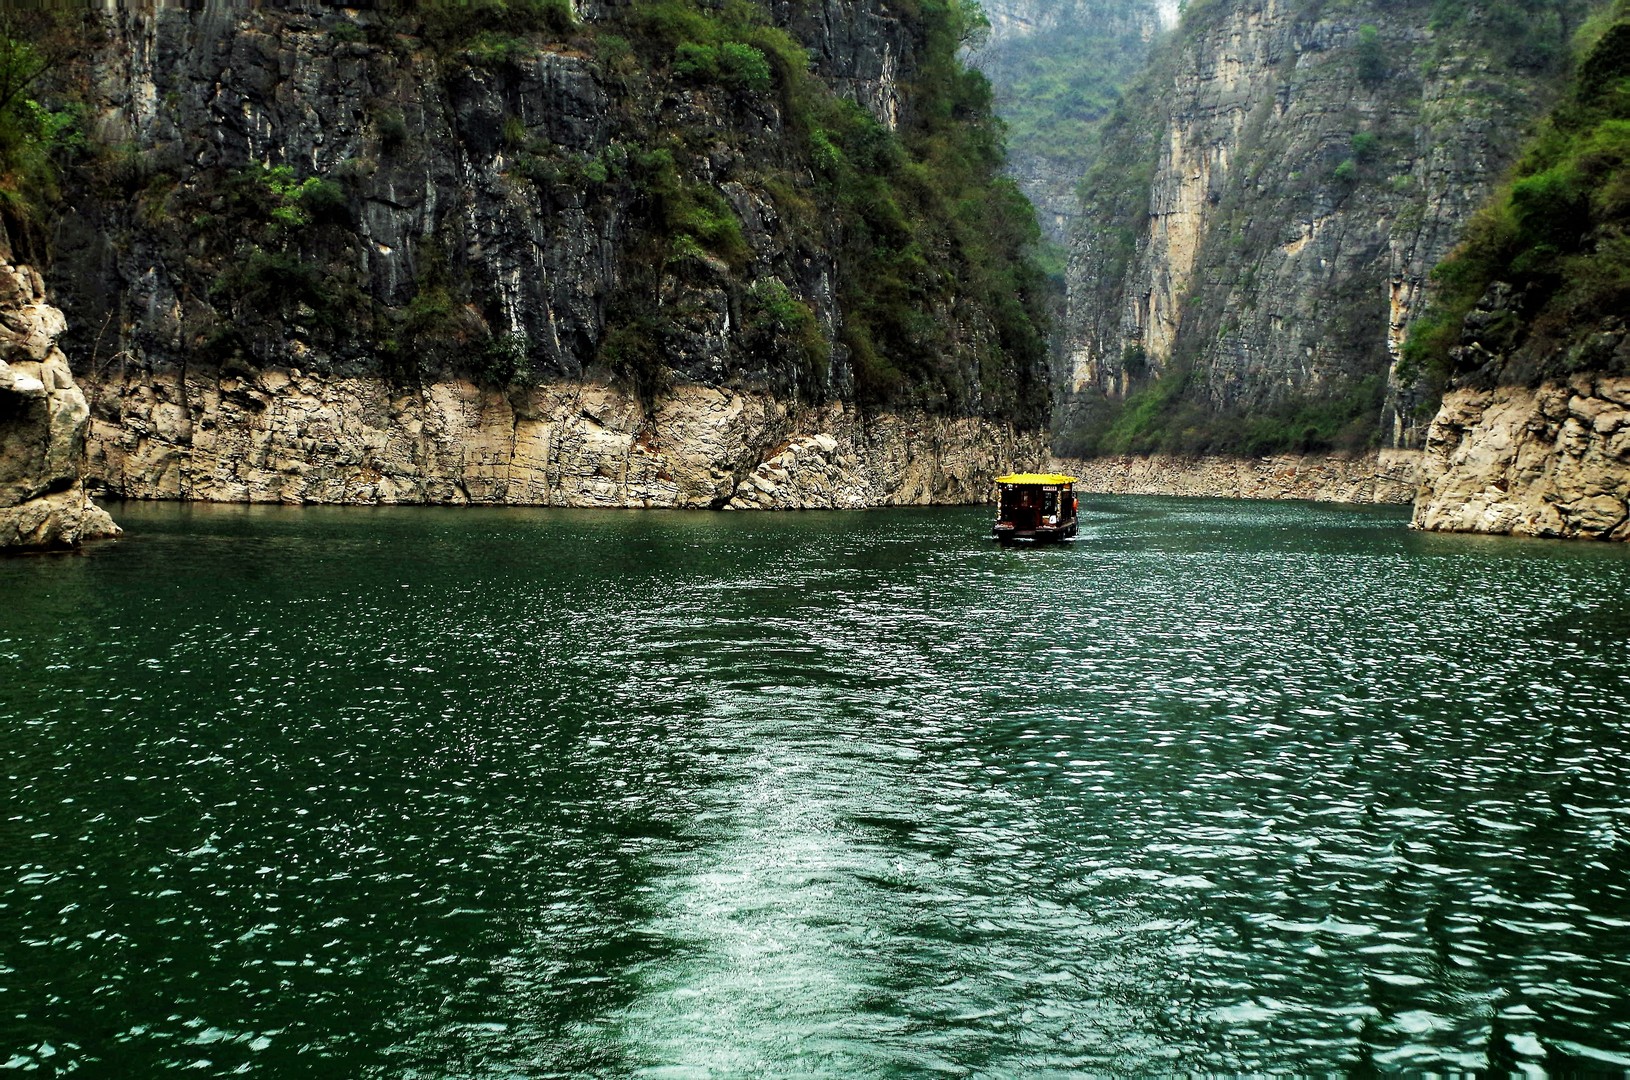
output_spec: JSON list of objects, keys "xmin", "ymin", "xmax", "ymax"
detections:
[{"xmin": 967, "ymin": 0, "xmax": 1171, "ymax": 245}]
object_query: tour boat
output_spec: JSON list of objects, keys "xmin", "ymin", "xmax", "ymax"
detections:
[{"xmin": 992, "ymin": 473, "xmax": 1079, "ymax": 544}]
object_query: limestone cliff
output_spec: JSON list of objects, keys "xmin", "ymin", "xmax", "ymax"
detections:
[
  {"xmin": 1414, "ymin": 376, "xmax": 1630, "ymax": 539},
  {"xmin": 30, "ymin": 0, "xmax": 1050, "ymax": 509},
  {"xmin": 1055, "ymin": 448, "xmax": 1419, "ymax": 503},
  {"xmin": 84, "ymin": 366, "xmax": 1046, "ymax": 508},
  {"xmin": 0, "ymin": 261, "xmax": 118, "ymax": 549},
  {"xmin": 1061, "ymin": 0, "xmax": 1590, "ymax": 457}
]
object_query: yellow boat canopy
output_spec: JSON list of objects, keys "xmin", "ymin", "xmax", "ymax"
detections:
[{"xmin": 995, "ymin": 473, "xmax": 1077, "ymax": 485}]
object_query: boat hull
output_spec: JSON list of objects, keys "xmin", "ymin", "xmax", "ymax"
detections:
[{"xmin": 993, "ymin": 521, "xmax": 1077, "ymax": 545}]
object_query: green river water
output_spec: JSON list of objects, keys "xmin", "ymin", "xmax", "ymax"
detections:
[{"xmin": 2, "ymin": 497, "xmax": 1629, "ymax": 1076}]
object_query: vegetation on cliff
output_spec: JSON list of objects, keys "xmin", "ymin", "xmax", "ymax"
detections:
[
  {"xmin": 1402, "ymin": 0, "xmax": 1630, "ymax": 390},
  {"xmin": 0, "ymin": 19, "xmax": 84, "ymax": 255},
  {"xmin": 25, "ymin": 0, "xmax": 1052, "ymax": 427}
]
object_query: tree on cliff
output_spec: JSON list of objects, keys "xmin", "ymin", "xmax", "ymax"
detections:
[{"xmin": 0, "ymin": 17, "xmax": 82, "ymax": 254}]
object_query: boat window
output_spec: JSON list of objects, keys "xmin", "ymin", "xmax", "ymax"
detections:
[{"xmin": 1043, "ymin": 491, "xmax": 1058, "ymax": 516}]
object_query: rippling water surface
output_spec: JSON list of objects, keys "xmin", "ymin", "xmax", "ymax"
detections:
[{"xmin": 3, "ymin": 498, "xmax": 1630, "ymax": 1075}]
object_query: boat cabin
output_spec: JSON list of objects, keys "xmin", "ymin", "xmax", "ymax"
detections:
[{"xmin": 992, "ymin": 473, "xmax": 1078, "ymax": 544}]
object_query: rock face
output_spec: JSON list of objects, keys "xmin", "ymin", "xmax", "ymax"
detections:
[
  {"xmin": 1063, "ymin": 0, "xmax": 1585, "ymax": 447},
  {"xmin": 84, "ymin": 366, "xmax": 1046, "ymax": 509},
  {"xmin": 0, "ymin": 262, "xmax": 118, "ymax": 549},
  {"xmin": 41, "ymin": 0, "xmax": 1050, "ymax": 512},
  {"xmin": 1055, "ymin": 449, "xmax": 1419, "ymax": 503},
  {"xmin": 1413, "ymin": 377, "xmax": 1630, "ymax": 540}
]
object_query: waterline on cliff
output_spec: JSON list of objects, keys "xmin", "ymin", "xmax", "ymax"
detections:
[{"xmin": 80, "ymin": 371, "xmax": 1047, "ymax": 510}]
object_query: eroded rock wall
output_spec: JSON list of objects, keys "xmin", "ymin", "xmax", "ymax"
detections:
[
  {"xmin": 1054, "ymin": 449, "xmax": 1419, "ymax": 503},
  {"xmin": 0, "ymin": 263, "xmax": 118, "ymax": 550},
  {"xmin": 82, "ymin": 366, "xmax": 1046, "ymax": 509},
  {"xmin": 39, "ymin": 0, "xmax": 1049, "ymax": 506},
  {"xmin": 1413, "ymin": 377, "xmax": 1630, "ymax": 540}
]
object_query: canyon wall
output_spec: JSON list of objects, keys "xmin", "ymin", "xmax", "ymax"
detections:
[
  {"xmin": 1055, "ymin": 448, "xmax": 1419, "ymax": 504},
  {"xmin": 1407, "ymin": 4, "xmax": 1629, "ymax": 540},
  {"xmin": 968, "ymin": 0, "xmax": 1169, "ymax": 243},
  {"xmin": 1062, "ymin": 0, "xmax": 1588, "ymax": 455},
  {"xmin": 34, "ymin": 0, "xmax": 1049, "ymax": 510},
  {"xmin": 1414, "ymin": 376, "xmax": 1630, "ymax": 539}
]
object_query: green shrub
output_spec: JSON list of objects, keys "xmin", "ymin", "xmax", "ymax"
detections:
[
  {"xmin": 376, "ymin": 109, "xmax": 409, "ymax": 152},
  {"xmin": 672, "ymin": 41, "xmax": 719, "ymax": 81},
  {"xmin": 595, "ymin": 34, "xmax": 636, "ymax": 76},
  {"xmin": 599, "ymin": 312, "xmax": 668, "ymax": 408},
  {"xmin": 0, "ymin": 29, "xmax": 81, "ymax": 237},
  {"xmin": 744, "ymin": 277, "xmax": 826, "ymax": 370},
  {"xmin": 213, "ymin": 248, "xmax": 328, "ymax": 315},
  {"xmin": 413, "ymin": 0, "xmax": 575, "ymax": 50},
  {"xmin": 478, "ymin": 332, "xmax": 533, "ymax": 385},
  {"xmin": 463, "ymin": 30, "xmax": 533, "ymax": 68},
  {"xmin": 809, "ymin": 128, "xmax": 842, "ymax": 173},
  {"xmin": 672, "ymin": 40, "xmax": 772, "ymax": 95},
  {"xmin": 501, "ymin": 114, "xmax": 528, "ymax": 149},
  {"xmin": 297, "ymin": 177, "xmax": 349, "ymax": 225},
  {"xmin": 717, "ymin": 42, "xmax": 772, "ymax": 94},
  {"xmin": 231, "ymin": 165, "xmax": 350, "ymax": 230},
  {"xmin": 1355, "ymin": 24, "xmax": 1387, "ymax": 87}
]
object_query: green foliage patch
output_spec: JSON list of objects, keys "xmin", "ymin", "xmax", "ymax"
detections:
[
  {"xmin": 600, "ymin": 0, "xmax": 1050, "ymax": 419},
  {"xmin": 411, "ymin": 0, "xmax": 576, "ymax": 53},
  {"xmin": 1058, "ymin": 371, "xmax": 1386, "ymax": 457},
  {"xmin": 1401, "ymin": 0, "xmax": 1630, "ymax": 387},
  {"xmin": 18, "ymin": 0, "xmax": 1050, "ymax": 419},
  {"xmin": 0, "ymin": 22, "xmax": 84, "ymax": 248}
]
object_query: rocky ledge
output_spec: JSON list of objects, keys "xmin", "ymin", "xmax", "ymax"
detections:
[
  {"xmin": 80, "ymin": 365, "xmax": 1047, "ymax": 510},
  {"xmin": 1412, "ymin": 376, "xmax": 1630, "ymax": 540},
  {"xmin": 0, "ymin": 263, "xmax": 118, "ymax": 550},
  {"xmin": 1052, "ymin": 450, "xmax": 1421, "ymax": 504}
]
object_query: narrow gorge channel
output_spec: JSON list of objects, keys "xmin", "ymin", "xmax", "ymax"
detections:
[{"xmin": 3, "ymin": 0, "xmax": 1629, "ymax": 1074}]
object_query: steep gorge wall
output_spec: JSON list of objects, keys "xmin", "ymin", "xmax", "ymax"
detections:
[
  {"xmin": 39, "ymin": 0, "xmax": 1050, "ymax": 509},
  {"xmin": 1063, "ymin": 0, "xmax": 1587, "ymax": 453},
  {"xmin": 1054, "ymin": 448, "xmax": 1419, "ymax": 503},
  {"xmin": 1406, "ymin": 2, "xmax": 1630, "ymax": 540}
]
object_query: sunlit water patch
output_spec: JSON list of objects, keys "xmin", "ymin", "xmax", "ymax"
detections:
[{"xmin": 2, "ymin": 498, "xmax": 1628, "ymax": 1075}]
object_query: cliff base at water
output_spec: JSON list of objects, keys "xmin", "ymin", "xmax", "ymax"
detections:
[
  {"xmin": 1402, "ymin": 1, "xmax": 1630, "ymax": 540},
  {"xmin": 34, "ymin": 0, "xmax": 1051, "ymax": 515},
  {"xmin": 0, "ymin": 262, "xmax": 117, "ymax": 550},
  {"xmin": 1053, "ymin": 450, "xmax": 1420, "ymax": 504},
  {"xmin": 1413, "ymin": 376, "xmax": 1630, "ymax": 539},
  {"xmin": 82, "ymin": 366, "xmax": 1045, "ymax": 510}
]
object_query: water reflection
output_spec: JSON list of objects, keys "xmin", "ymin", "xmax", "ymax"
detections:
[{"xmin": 1, "ymin": 499, "xmax": 1628, "ymax": 1074}]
